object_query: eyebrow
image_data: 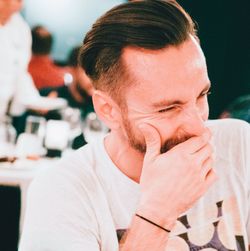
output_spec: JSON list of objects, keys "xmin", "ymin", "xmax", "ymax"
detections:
[{"xmin": 151, "ymin": 82, "xmax": 211, "ymax": 108}]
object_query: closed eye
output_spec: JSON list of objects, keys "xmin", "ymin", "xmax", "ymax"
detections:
[
  {"xmin": 199, "ymin": 89, "xmax": 211, "ymax": 98},
  {"xmin": 157, "ymin": 87, "xmax": 211, "ymax": 113},
  {"xmin": 158, "ymin": 105, "xmax": 179, "ymax": 113}
]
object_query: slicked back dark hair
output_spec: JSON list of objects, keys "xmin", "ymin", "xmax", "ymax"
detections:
[
  {"xmin": 31, "ymin": 26, "xmax": 53, "ymax": 55},
  {"xmin": 79, "ymin": 0, "xmax": 196, "ymax": 102}
]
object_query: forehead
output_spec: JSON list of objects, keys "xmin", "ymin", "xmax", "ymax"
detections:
[{"xmin": 122, "ymin": 36, "xmax": 209, "ymax": 106}]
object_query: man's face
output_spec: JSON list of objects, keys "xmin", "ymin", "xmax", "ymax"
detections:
[
  {"xmin": 119, "ymin": 36, "xmax": 210, "ymax": 154},
  {"xmin": 0, "ymin": 0, "xmax": 23, "ymax": 24}
]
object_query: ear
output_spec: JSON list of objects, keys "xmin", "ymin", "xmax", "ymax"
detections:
[{"xmin": 92, "ymin": 90, "xmax": 122, "ymax": 130}]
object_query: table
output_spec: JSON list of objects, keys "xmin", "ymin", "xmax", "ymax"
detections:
[{"xmin": 0, "ymin": 158, "xmax": 58, "ymax": 232}]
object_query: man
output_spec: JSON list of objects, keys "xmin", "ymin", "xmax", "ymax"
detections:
[
  {"xmin": 39, "ymin": 46, "xmax": 94, "ymax": 119},
  {"xmin": 0, "ymin": 0, "xmax": 40, "ymax": 118},
  {"xmin": 28, "ymin": 26, "xmax": 69, "ymax": 90},
  {"xmin": 39, "ymin": 46, "xmax": 94, "ymax": 149},
  {"xmin": 19, "ymin": 1, "xmax": 250, "ymax": 250}
]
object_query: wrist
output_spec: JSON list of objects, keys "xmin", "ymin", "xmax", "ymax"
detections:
[
  {"xmin": 136, "ymin": 203, "xmax": 177, "ymax": 231},
  {"xmin": 135, "ymin": 214, "xmax": 171, "ymax": 233}
]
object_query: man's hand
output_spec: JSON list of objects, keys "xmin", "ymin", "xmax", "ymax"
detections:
[{"xmin": 137, "ymin": 123, "xmax": 217, "ymax": 230}]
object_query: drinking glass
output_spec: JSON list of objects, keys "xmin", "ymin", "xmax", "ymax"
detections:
[
  {"xmin": 44, "ymin": 119, "xmax": 70, "ymax": 152},
  {"xmin": 82, "ymin": 112, "xmax": 108, "ymax": 143},
  {"xmin": 25, "ymin": 115, "xmax": 46, "ymax": 141},
  {"xmin": 0, "ymin": 116, "xmax": 16, "ymax": 157},
  {"xmin": 15, "ymin": 116, "xmax": 46, "ymax": 157},
  {"xmin": 61, "ymin": 107, "xmax": 82, "ymax": 146}
]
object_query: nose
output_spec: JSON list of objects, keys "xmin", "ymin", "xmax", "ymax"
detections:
[{"xmin": 180, "ymin": 106, "xmax": 206, "ymax": 136}]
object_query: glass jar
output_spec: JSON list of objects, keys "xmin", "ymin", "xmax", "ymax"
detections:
[{"xmin": 0, "ymin": 116, "xmax": 17, "ymax": 156}]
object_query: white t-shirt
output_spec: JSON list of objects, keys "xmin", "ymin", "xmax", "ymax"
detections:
[
  {"xmin": 0, "ymin": 13, "xmax": 39, "ymax": 117},
  {"xmin": 19, "ymin": 119, "xmax": 250, "ymax": 251}
]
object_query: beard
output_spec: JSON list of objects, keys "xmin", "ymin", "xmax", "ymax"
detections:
[{"xmin": 122, "ymin": 114, "xmax": 191, "ymax": 154}]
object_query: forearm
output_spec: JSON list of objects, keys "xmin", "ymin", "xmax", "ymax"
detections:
[{"xmin": 119, "ymin": 215, "xmax": 170, "ymax": 251}]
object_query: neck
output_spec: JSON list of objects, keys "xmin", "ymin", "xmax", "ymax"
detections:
[
  {"xmin": 32, "ymin": 54, "xmax": 50, "ymax": 59},
  {"xmin": 104, "ymin": 131, "xmax": 144, "ymax": 183}
]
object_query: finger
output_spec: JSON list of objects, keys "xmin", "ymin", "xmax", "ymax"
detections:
[
  {"xmin": 201, "ymin": 156, "xmax": 213, "ymax": 179},
  {"xmin": 139, "ymin": 123, "xmax": 161, "ymax": 160},
  {"xmin": 174, "ymin": 128, "xmax": 212, "ymax": 154},
  {"xmin": 195, "ymin": 143, "xmax": 213, "ymax": 164},
  {"xmin": 204, "ymin": 168, "xmax": 217, "ymax": 188}
]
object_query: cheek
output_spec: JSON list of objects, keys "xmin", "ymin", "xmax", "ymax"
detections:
[
  {"xmin": 202, "ymin": 108, "xmax": 209, "ymax": 121},
  {"xmin": 133, "ymin": 115, "xmax": 178, "ymax": 143},
  {"xmin": 151, "ymin": 117, "xmax": 179, "ymax": 142},
  {"xmin": 200, "ymin": 98, "xmax": 209, "ymax": 121}
]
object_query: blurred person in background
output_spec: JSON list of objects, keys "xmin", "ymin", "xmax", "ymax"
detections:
[
  {"xmin": 28, "ymin": 25, "xmax": 69, "ymax": 90},
  {"xmin": 0, "ymin": 0, "xmax": 40, "ymax": 121},
  {"xmin": 39, "ymin": 46, "xmax": 95, "ymax": 149},
  {"xmin": 40, "ymin": 46, "xmax": 94, "ymax": 120},
  {"xmin": 220, "ymin": 94, "xmax": 250, "ymax": 123}
]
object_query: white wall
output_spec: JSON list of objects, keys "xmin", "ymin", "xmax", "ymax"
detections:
[{"xmin": 23, "ymin": 0, "xmax": 125, "ymax": 62}]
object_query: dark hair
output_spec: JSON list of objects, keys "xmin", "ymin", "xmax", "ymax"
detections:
[
  {"xmin": 31, "ymin": 26, "xmax": 53, "ymax": 55},
  {"xmin": 79, "ymin": 0, "xmax": 196, "ymax": 101},
  {"xmin": 67, "ymin": 46, "xmax": 81, "ymax": 67}
]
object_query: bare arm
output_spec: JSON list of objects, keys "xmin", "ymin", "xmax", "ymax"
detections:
[{"xmin": 119, "ymin": 215, "xmax": 171, "ymax": 251}]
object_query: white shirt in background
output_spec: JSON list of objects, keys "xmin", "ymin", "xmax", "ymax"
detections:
[{"xmin": 0, "ymin": 13, "xmax": 39, "ymax": 117}]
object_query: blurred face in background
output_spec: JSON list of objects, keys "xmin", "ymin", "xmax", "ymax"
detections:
[{"xmin": 0, "ymin": 0, "xmax": 23, "ymax": 25}]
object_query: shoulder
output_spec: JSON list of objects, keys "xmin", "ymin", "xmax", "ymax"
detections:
[
  {"xmin": 208, "ymin": 118, "xmax": 250, "ymax": 167},
  {"xmin": 5, "ymin": 13, "xmax": 31, "ymax": 45},
  {"xmin": 29, "ymin": 143, "xmax": 99, "ymax": 199},
  {"xmin": 25, "ymin": 143, "xmax": 105, "ymax": 229},
  {"xmin": 8, "ymin": 13, "xmax": 30, "ymax": 31},
  {"xmin": 207, "ymin": 118, "xmax": 250, "ymax": 140},
  {"xmin": 20, "ymin": 144, "xmax": 106, "ymax": 250}
]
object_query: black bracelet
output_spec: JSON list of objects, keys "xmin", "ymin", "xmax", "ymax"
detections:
[{"xmin": 135, "ymin": 214, "xmax": 171, "ymax": 233}]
